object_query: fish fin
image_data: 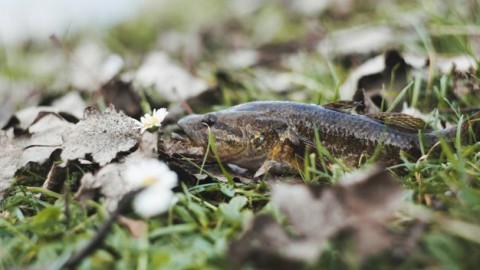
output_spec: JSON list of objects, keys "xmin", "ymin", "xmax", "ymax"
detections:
[
  {"xmin": 323, "ymin": 100, "xmax": 363, "ymax": 113},
  {"xmin": 254, "ymin": 159, "xmax": 299, "ymax": 179},
  {"xmin": 365, "ymin": 112, "xmax": 430, "ymax": 133},
  {"xmin": 297, "ymin": 136, "xmax": 316, "ymax": 149},
  {"xmin": 254, "ymin": 140, "xmax": 300, "ymax": 178},
  {"xmin": 284, "ymin": 129, "xmax": 300, "ymax": 145},
  {"xmin": 254, "ymin": 160, "xmax": 273, "ymax": 178}
]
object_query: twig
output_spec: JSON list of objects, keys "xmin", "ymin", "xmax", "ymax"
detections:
[
  {"xmin": 62, "ymin": 189, "xmax": 142, "ymax": 269},
  {"xmin": 181, "ymin": 101, "xmax": 194, "ymax": 115}
]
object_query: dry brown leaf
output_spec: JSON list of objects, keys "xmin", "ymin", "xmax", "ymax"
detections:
[
  {"xmin": 61, "ymin": 105, "xmax": 140, "ymax": 166},
  {"xmin": 42, "ymin": 162, "xmax": 69, "ymax": 193},
  {"xmin": 51, "ymin": 92, "xmax": 87, "ymax": 120},
  {"xmin": 19, "ymin": 112, "xmax": 74, "ymax": 168},
  {"xmin": 229, "ymin": 214, "xmax": 304, "ymax": 270},
  {"xmin": 452, "ymin": 67, "xmax": 480, "ymax": 100},
  {"xmin": 355, "ymin": 50, "xmax": 409, "ymax": 111},
  {"xmin": 229, "ymin": 166, "xmax": 403, "ymax": 267},
  {"xmin": 0, "ymin": 131, "xmax": 23, "ymax": 201},
  {"xmin": 0, "ymin": 99, "xmax": 15, "ymax": 129},
  {"xmin": 2, "ymin": 106, "xmax": 79, "ymax": 133},
  {"xmin": 340, "ymin": 50, "xmax": 411, "ymax": 113},
  {"xmin": 273, "ymin": 167, "xmax": 403, "ymax": 258},
  {"xmin": 100, "ymin": 78, "xmax": 142, "ymax": 118},
  {"xmin": 1, "ymin": 112, "xmax": 75, "ymax": 198},
  {"xmin": 117, "ymin": 215, "xmax": 147, "ymax": 238},
  {"xmin": 138, "ymin": 131, "xmax": 159, "ymax": 156}
]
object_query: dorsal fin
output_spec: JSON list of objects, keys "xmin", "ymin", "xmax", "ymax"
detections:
[
  {"xmin": 365, "ymin": 112, "xmax": 430, "ymax": 133},
  {"xmin": 323, "ymin": 100, "xmax": 363, "ymax": 113}
]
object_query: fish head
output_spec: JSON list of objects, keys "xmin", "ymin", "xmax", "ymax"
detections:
[
  {"xmin": 176, "ymin": 111, "xmax": 249, "ymax": 161},
  {"xmin": 174, "ymin": 110, "xmax": 286, "ymax": 169}
]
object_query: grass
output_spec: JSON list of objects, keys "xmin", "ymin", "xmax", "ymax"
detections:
[{"xmin": 1, "ymin": 0, "xmax": 480, "ymax": 269}]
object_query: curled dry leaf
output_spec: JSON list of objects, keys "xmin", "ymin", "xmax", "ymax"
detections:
[
  {"xmin": 340, "ymin": 50, "xmax": 410, "ymax": 113},
  {"xmin": 51, "ymin": 91, "xmax": 87, "ymax": 120},
  {"xmin": 42, "ymin": 162, "xmax": 70, "ymax": 193},
  {"xmin": 0, "ymin": 79, "xmax": 43, "ymax": 128},
  {"xmin": 2, "ymin": 106, "xmax": 79, "ymax": 133},
  {"xmin": 1, "ymin": 111, "xmax": 75, "ymax": 198},
  {"xmin": 61, "ymin": 105, "xmax": 140, "ymax": 166},
  {"xmin": 230, "ymin": 167, "xmax": 403, "ymax": 267},
  {"xmin": 19, "ymin": 112, "xmax": 74, "ymax": 168},
  {"xmin": 0, "ymin": 99, "xmax": 15, "ymax": 129},
  {"xmin": 0, "ymin": 131, "xmax": 23, "ymax": 201}
]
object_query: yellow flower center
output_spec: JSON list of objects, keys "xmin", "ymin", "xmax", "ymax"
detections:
[
  {"xmin": 142, "ymin": 176, "xmax": 157, "ymax": 185},
  {"xmin": 142, "ymin": 116, "xmax": 159, "ymax": 128}
]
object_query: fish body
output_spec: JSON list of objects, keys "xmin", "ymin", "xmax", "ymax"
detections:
[{"xmin": 169, "ymin": 101, "xmax": 466, "ymax": 177}]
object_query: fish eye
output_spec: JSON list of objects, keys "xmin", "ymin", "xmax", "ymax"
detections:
[{"xmin": 201, "ymin": 114, "xmax": 217, "ymax": 126}]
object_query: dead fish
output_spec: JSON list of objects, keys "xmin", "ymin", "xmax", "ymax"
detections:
[{"xmin": 165, "ymin": 101, "xmax": 479, "ymax": 178}]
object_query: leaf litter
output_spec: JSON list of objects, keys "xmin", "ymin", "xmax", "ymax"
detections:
[
  {"xmin": 0, "ymin": 102, "xmax": 144, "ymax": 204},
  {"xmin": 19, "ymin": 112, "xmax": 74, "ymax": 168},
  {"xmin": 2, "ymin": 106, "xmax": 79, "ymax": 133},
  {"xmin": 75, "ymin": 132, "xmax": 158, "ymax": 211},
  {"xmin": 230, "ymin": 167, "xmax": 403, "ymax": 267},
  {"xmin": 0, "ymin": 132, "xmax": 23, "ymax": 201},
  {"xmin": 61, "ymin": 105, "xmax": 140, "ymax": 166},
  {"xmin": 100, "ymin": 78, "xmax": 143, "ymax": 118}
]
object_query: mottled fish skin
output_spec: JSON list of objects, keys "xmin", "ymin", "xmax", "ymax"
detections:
[{"xmin": 173, "ymin": 101, "xmax": 442, "ymax": 176}]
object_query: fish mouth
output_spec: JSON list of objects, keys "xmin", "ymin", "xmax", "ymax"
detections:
[
  {"xmin": 171, "ymin": 122, "xmax": 249, "ymax": 162},
  {"xmin": 170, "ymin": 127, "xmax": 190, "ymax": 142},
  {"xmin": 171, "ymin": 114, "xmax": 255, "ymax": 164},
  {"xmin": 175, "ymin": 114, "xmax": 207, "ymax": 145},
  {"xmin": 163, "ymin": 128, "xmax": 206, "ymax": 160},
  {"xmin": 161, "ymin": 118, "xmax": 207, "ymax": 159},
  {"xmin": 169, "ymin": 125, "xmax": 203, "ymax": 147}
]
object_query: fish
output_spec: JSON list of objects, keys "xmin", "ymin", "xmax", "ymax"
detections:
[{"xmin": 165, "ymin": 101, "xmax": 479, "ymax": 178}]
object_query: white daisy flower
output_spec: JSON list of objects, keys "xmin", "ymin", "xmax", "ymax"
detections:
[
  {"xmin": 132, "ymin": 184, "xmax": 178, "ymax": 218},
  {"xmin": 133, "ymin": 108, "xmax": 168, "ymax": 134},
  {"xmin": 124, "ymin": 159, "xmax": 178, "ymax": 218}
]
